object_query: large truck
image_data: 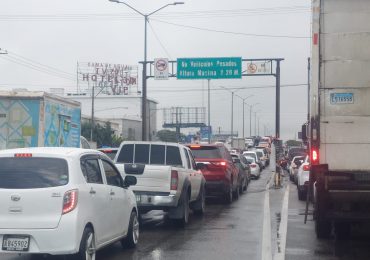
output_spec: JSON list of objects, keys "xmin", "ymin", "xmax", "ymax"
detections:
[
  {"xmin": 308, "ymin": 0, "xmax": 370, "ymax": 238},
  {"xmin": 231, "ymin": 138, "xmax": 246, "ymax": 151},
  {"xmin": 0, "ymin": 90, "xmax": 81, "ymax": 149}
]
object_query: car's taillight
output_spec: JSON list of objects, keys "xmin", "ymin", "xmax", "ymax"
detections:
[
  {"xmin": 211, "ymin": 161, "xmax": 227, "ymax": 167},
  {"xmin": 14, "ymin": 153, "xmax": 32, "ymax": 157},
  {"xmin": 62, "ymin": 189, "xmax": 78, "ymax": 215},
  {"xmin": 303, "ymin": 164, "xmax": 310, "ymax": 171},
  {"xmin": 250, "ymin": 164, "xmax": 257, "ymax": 168},
  {"xmin": 311, "ymin": 149, "xmax": 319, "ymax": 164},
  {"xmin": 170, "ymin": 170, "xmax": 178, "ymax": 191}
]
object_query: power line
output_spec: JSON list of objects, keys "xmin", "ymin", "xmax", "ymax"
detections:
[
  {"xmin": 7, "ymin": 51, "xmax": 75, "ymax": 77},
  {"xmin": 0, "ymin": 6, "xmax": 310, "ymax": 21},
  {"xmin": 0, "ymin": 55, "xmax": 75, "ymax": 81},
  {"xmin": 148, "ymin": 21, "xmax": 172, "ymax": 60},
  {"xmin": 152, "ymin": 19, "xmax": 310, "ymax": 39},
  {"xmin": 148, "ymin": 84, "xmax": 307, "ymax": 93}
]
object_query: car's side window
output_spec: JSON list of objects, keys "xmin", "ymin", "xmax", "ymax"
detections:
[
  {"xmin": 183, "ymin": 148, "xmax": 191, "ymax": 169},
  {"xmin": 101, "ymin": 159, "xmax": 123, "ymax": 187},
  {"xmin": 166, "ymin": 146, "xmax": 183, "ymax": 167},
  {"xmin": 81, "ymin": 158, "xmax": 103, "ymax": 184}
]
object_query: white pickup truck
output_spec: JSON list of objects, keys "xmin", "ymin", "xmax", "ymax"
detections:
[{"xmin": 114, "ymin": 141, "xmax": 206, "ymax": 226}]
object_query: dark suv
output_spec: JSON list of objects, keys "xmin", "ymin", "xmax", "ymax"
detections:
[{"xmin": 188, "ymin": 144, "xmax": 239, "ymax": 203}]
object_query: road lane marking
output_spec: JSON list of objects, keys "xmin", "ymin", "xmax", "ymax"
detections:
[
  {"xmin": 274, "ymin": 184, "xmax": 290, "ymax": 260},
  {"xmin": 261, "ymin": 172, "xmax": 274, "ymax": 260}
]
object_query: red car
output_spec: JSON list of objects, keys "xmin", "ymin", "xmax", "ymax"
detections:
[{"xmin": 188, "ymin": 144, "xmax": 240, "ymax": 204}]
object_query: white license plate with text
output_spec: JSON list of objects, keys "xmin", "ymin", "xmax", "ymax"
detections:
[{"xmin": 2, "ymin": 235, "xmax": 30, "ymax": 252}]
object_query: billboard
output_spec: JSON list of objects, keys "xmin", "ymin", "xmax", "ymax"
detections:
[{"xmin": 77, "ymin": 62, "xmax": 138, "ymax": 96}]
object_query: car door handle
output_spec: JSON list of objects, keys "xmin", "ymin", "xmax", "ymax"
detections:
[
  {"xmin": 89, "ymin": 188, "xmax": 96, "ymax": 195},
  {"xmin": 110, "ymin": 191, "xmax": 115, "ymax": 196}
]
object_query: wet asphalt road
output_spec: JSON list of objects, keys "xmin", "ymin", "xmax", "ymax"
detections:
[{"xmin": 2, "ymin": 164, "xmax": 370, "ymax": 260}]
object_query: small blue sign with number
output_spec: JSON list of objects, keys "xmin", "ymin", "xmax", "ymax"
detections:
[{"xmin": 330, "ymin": 93, "xmax": 354, "ymax": 104}]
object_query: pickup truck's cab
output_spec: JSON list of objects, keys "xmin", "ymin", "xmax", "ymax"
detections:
[{"xmin": 114, "ymin": 141, "xmax": 206, "ymax": 226}]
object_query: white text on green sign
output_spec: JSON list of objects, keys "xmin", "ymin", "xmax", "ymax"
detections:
[{"xmin": 177, "ymin": 57, "xmax": 242, "ymax": 79}]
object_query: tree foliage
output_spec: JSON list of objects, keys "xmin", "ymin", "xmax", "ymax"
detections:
[
  {"xmin": 156, "ymin": 129, "xmax": 185, "ymax": 142},
  {"xmin": 81, "ymin": 121, "xmax": 123, "ymax": 148}
]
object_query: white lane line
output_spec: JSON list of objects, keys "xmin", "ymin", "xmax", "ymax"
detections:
[
  {"xmin": 261, "ymin": 173, "xmax": 274, "ymax": 260},
  {"xmin": 274, "ymin": 184, "xmax": 290, "ymax": 260}
]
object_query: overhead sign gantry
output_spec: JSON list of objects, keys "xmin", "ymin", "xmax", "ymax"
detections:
[{"xmin": 142, "ymin": 57, "xmax": 284, "ymax": 142}]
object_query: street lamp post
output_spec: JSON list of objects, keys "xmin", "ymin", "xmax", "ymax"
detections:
[
  {"xmin": 238, "ymin": 95, "xmax": 254, "ymax": 138},
  {"xmin": 109, "ymin": 0, "xmax": 184, "ymax": 141},
  {"xmin": 248, "ymin": 103, "xmax": 259, "ymax": 137},
  {"xmin": 219, "ymin": 86, "xmax": 241, "ymax": 141},
  {"xmin": 254, "ymin": 110, "xmax": 261, "ymax": 136}
]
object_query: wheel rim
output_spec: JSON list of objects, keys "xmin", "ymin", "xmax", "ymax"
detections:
[
  {"xmin": 132, "ymin": 214, "xmax": 140, "ymax": 244},
  {"xmin": 85, "ymin": 232, "xmax": 96, "ymax": 260}
]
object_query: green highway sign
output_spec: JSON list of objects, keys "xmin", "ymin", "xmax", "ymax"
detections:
[{"xmin": 177, "ymin": 57, "xmax": 242, "ymax": 79}]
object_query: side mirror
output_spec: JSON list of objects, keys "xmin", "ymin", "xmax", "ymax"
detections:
[
  {"xmin": 123, "ymin": 175, "xmax": 137, "ymax": 188},
  {"xmin": 196, "ymin": 162, "xmax": 207, "ymax": 170}
]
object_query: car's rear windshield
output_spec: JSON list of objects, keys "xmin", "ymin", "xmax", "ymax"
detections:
[
  {"xmin": 244, "ymin": 157, "xmax": 255, "ymax": 164},
  {"xmin": 189, "ymin": 146, "xmax": 222, "ymax": 159},
  {"xmin": 116, "ymin": 144, "xmax": 183, "ymax": 167},
  {"xmin": 288, "ymin": 148, "xmax": 306, "ymax": 159},
  {"xmin": 0, "ymin": 157, "xmax": 69, "ymax": 189},
  {"xmin": 244, "ymin": 152, "xmax": 256, "ymax": 160},
  {"xmin": 100, "ymin": 150, "xmax": 117, "ymax": 160}
]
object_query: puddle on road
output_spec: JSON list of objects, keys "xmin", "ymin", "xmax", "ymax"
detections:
[{"xmin": 275, "ymin": 212, "xmax": 282, "ymax": 253}]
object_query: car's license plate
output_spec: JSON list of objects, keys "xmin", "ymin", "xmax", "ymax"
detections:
[{"xmin": 2, "ymin": 235, "xmax": 30, "ymax": 252}]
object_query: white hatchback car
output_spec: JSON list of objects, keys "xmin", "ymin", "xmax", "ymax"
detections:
[
  {"xmin": 297, "ymin": 156, "xmax": 310, "ymax": 201},
  {"xmin": 244, "ymin": 156, "xmax": 261, "ymax": 179},
  {"xmin": 0, "ymin": 147, "xmax": 139, "ymax": 260}
]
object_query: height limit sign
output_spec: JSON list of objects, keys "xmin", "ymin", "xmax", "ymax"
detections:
[{"xmin": 154, "ymin": 58, "xmax": 169, "ymax": 80}]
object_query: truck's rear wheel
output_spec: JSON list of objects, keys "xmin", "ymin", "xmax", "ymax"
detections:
[
  {"xmin": 298, "ymin": 187, "xmax": 306, "ymax": 201},
  {"xmin": 314, "ymin": 190, "xmax": 331, "ymax": 239},
  {"xmin": 315, "ymin": 219, "xmax": 331, "ymax": 239},
  {"xmin": 193, "ymin": 186, "xmax": 205, "ymax": 216},
  {"xmin": 175, "ymin": 193, "xmax": 190, "ymax": 227},
  {"xmin": 334, "ymin": 222, "xmax": 351, "ymax": 240}
]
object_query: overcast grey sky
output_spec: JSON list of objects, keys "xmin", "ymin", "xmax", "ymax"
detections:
[{"xmin": 0, "ymin": 0, "xmax": 311, "ymax": 140}]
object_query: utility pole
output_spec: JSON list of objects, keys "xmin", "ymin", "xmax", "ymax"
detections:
[
  {"xmin": 207, "ymin": 79, "xmax": 211, "ymax": 144},
  {"xmin": 231, "ymin": 91, "xmax": 234, "ymax": 140},
  {"xmin": 108, "ymin": 0, "xmax": 184, "ymax": 141},
  {"xmin": 307, "ymin": 57, "xmax": 311, "ymax": 121},
  {"xmin": 275, "ymin": 60, "xmax": 281, "ymax": 139}
]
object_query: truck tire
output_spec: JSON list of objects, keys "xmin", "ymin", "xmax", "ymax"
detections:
[
  {"xmin": 174, "ymin": 192, "xmax": 190, "ymax": 227},
  {"xmin": 314, "ymin": 190, "xmax": 331, "ymax": 239},
  {"xmin": 298, "ymin": 187, "xmax": 306, "ymax": 201},
  {"xmin": 193, "ymin": 186, "xmax": 206, "ymax": 216},
  {"xmin": 334, "ymin": 222, "xmax": 351, "ymax": 240},
  {"xmin": 315, "ymin": 219, "xmax": 331, "ymax": 239}
]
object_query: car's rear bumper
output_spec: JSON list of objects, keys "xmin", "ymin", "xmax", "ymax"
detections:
[
  {"xmin": 0, "ymin": 214, "xmax": 79, "ymax": 255},
  {"xmin": 134, "ymin": 191, "xmax": 178, "ymax": 212},
  {"xmin": 205, "ymin": 180, "xmax": 228, "ymax": 197}
]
